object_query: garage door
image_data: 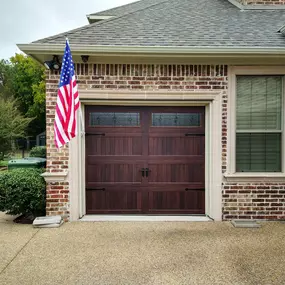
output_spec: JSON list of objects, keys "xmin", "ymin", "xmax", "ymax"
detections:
[{"xmin": 85, "ymin": 106, "xmax": 205, "ymax": 215}]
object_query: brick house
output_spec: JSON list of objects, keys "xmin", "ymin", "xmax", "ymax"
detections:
[{"xmin": 18, "ymin": 0, "xmax": 285, "ymax": 221}]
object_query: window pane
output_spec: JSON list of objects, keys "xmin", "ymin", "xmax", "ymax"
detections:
[
  {"xmin": 89, "ymin": 112, "xmax": 140, "ymax": 126},
  {"xmin": 237, "ymin": 76, "xmax": 282, "ymax": 130},
  {"xmin": 236, "ymin": 133, "xmax": 281, "ymax": 172},
  {"xmin": 152, "ymin": 113, "xmax": 200, "ymax": 126}
]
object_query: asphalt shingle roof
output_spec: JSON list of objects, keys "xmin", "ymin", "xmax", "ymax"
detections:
[
  {"xmin": 33, "ymin": 0, "xmax": 285, "ymax": 48},
  {"xmin": 89, "ymin": 0, "xmax": 167, "ymax": 17}
]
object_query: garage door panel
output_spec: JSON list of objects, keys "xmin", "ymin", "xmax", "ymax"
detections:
[
  {"xmin": 148, "ymin": 163, "xmax": 205, "ymax": 183},
  {"xmin": 86, "ymin": 136, "xmax": 142, "ymax": 156},
  {"xmin": 148, "ymin": 190, "xmax": 205, "ymax": 213},
  {"xmin": 149, "ymin": 191, "xmax": 182, "ymax": 210},
  {"xmin": 149, "ymin": 136, "xmax": 204, "ymax": 156},
  {"xmin": 87, "ymin": 163, "xmax": 143, "ymax": 183},
  {"xmin": 185, "ymin": 190, "xmax": 205, "ymax": 212},
  {"xmin": 86, "ymin": 190, "xmax": 142, "ymax": 213}
]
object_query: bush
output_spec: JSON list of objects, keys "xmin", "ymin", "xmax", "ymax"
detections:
[
  {"xmin": 0, "ymin": 160, "xmax": 8, "ymax": 167},
  {"xmin": 0, "ymin": 168, "xmax": 46, "ymax": 216},
  {"xmin": 29, "ymin": 146, "xmax": 46, "ymax": 158}
]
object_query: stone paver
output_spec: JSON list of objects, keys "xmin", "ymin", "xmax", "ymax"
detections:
[{"xmin": 0, "ymin": 213, "xmax": 285, "ymax": 285}]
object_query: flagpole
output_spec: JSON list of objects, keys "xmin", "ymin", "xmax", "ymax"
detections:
[{"xmin": 79, "ymin": 106, "xmax": 85, "ymax": 137}]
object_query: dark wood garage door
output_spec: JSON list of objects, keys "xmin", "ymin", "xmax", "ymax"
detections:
[{"xmin": 85, "ymin": 106, "xmax": 205, "ymax": 215}]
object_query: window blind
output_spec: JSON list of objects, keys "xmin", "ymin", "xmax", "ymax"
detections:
[
  {"xmin": 237, "ymin": 76, "xmax": 282, "ymax": 131},
  {"xmin": 236, "ymin": 133, "xmax": 281, "ymax": 172},
  {"xmin": 236, "ymin": 76, "xmax": 282, "ymax": 172}
]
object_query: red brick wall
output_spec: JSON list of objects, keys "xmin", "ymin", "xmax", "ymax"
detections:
[
  {"xmin": 223, "ymin": 184, "xmax": 285, "ymax": 220},
  {"xmin": 46, "ymin": 71, "xmax": 70, "ymax": 219},
  {"xmin": 45, "ymin": 63, "xmax": 285, "ymax": 221},
  {"xmin": 237, "ymin": 0, "xmax": 285, "ymax": 4},
  {"xmin": 45, "ymin": 64, "xmax": 227, "ymax": 219}
]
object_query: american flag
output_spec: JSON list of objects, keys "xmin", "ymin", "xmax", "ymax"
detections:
[{"xmin": 54, "ymin": 39, "xmax": 79, "ymax": 148}]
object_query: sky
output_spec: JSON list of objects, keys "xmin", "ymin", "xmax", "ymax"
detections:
[{"xmin": 0, "ymin": 0, "xmax": 136, "ymax": 60}]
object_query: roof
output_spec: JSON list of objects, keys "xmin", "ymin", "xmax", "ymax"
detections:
[
  {"xmin": 88, "ymin": 0, "xmax": 167, "ymax": 17},
  {"xmin": 32, "ymin": 0, "xmax": 285, "ymax": 48}
]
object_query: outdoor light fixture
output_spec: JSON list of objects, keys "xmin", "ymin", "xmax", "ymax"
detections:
[
  {"xmin": 81, "ymin": 55, "xmax": 89, "ymax": 63},
  {"xmin": 44, "ymin": 55, "xmax": 61, "ymax": 70}
]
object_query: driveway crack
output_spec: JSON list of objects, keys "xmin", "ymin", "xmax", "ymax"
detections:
[{"xmin": 0, "ymin": 228, "xmax": 40, "ymax": 275}]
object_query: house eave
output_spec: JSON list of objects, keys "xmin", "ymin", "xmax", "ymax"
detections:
[{"xmin": 17, "ymin": 44, "xmax": 285, "ymax": 56}]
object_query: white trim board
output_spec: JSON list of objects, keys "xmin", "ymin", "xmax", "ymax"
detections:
[
  {"xmin": 80, "ymin": 215, "xmax": 212, "ymax": 222},
  {"xmin": 227, "ymin": 66, "xmax": 285, "ymax": 181},
  {"xmin": 17, "ymin": 44, "xmax": 285, "ymax": 57}
]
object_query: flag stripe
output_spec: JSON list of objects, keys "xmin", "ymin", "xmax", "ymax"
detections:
[{"xmin": 54, "ymin": 40, "xmax": 79, "ymax": 149}]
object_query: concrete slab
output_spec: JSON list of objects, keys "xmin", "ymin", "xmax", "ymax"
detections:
[
  {"xmin": 0, "ymin": 212, "xmax": 39, "ymax": 273},
  {"xmin": 231, "ymin": 219, "xmax": 261, "ymax": 228},
  {"xmin": 0, "ymin": 219, "xmax": 285, "ymax": 285}
]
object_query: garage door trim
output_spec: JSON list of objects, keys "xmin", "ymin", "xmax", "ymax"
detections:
[{"xmin": 68, "ymin": 90, "xmax": 222, "ymax": 221}]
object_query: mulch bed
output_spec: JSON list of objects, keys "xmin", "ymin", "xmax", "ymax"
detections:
[{"xmin": 13, "ymin": 213, "xmax": 35, "ymax": 224}]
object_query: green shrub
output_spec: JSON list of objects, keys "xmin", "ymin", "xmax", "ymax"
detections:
[
  {"xmin": 29, "ymin": 146, "xmax": 46, "ymax": 158},
  {"xmin": 0, "ymin": 168, "xmax": 46, "ymax": 216},
  {"xmin": 0, "ymin": 174, "xmax": 5, "ymax": 212},
  {"xmin": 0, "ymin": 160, "xmax": 8, "ymax": 167}
]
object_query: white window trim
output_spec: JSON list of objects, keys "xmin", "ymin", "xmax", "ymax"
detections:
[{"xmin": 226, "ymin": 66, "xmax": 285, "ymax": 181}]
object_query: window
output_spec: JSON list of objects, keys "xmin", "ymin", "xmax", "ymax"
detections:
[
  {"xmin": 89, "ymin": 112, "xmax": 140, "ymax": 127},
  {"xmin": 236, "ymin": 76, "xmax": 282, "ymax": 172},
  {"xmin": 152, "ymin": 113, "xmax": 200, "ymax": 127}
]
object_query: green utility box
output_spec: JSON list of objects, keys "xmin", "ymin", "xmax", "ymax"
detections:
[{"xmin": 8, "ymin": 157, "xmax": 46, "ymax": 170}]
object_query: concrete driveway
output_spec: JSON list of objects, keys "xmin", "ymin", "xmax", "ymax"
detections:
[{"xmin": 0, "ymin": 212, "xmax": 285, "ymax": 285}]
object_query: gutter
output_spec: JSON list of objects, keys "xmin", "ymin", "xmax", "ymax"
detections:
[{"xmin": 17, "ymin": 44, "xmax": 285, "ymax": 56}]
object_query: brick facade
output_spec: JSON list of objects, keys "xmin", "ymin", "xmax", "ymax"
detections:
[
  {"xmin": 237, "ymin": 0, "xmax": 285, "ymax": 4},
  {"xmin": 45, "ymin": 70, "xmax": 70, "ymax": 219},
  {"xmin": 45, "ymin": 63, "xmax": 285, "ymax": 221},
  {"xmin": 223, "ymin": 184, "xmax": 285, "ymax": 220}
]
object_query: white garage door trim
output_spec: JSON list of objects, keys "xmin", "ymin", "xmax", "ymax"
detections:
[{"xmin": 69, "ymin": 90, "xmax": 223, "ymax": 221}]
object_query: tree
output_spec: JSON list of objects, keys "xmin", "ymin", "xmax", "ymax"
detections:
[
  {"xmin": 0, "ymin": 97, "xmax": 32, "ymax": 160},
  {"xmin": 0, "ymin": 54, "xmax": 46, "ymax": 150},
  {"xmin": 9, "ymin": 54, "xmax": 46, "ymax": 137},
  {"xmin": 0, "ymin": 60, "xmax": 15, "ymax": 101}
]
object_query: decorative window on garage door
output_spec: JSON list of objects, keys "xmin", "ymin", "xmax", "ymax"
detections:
[
  {"xmin": 236, "ymin": 76, "xmax": 282, "ymax": 172},
  {"xmin": 89, "ymin": 112, "xmax": 140, "ymax": 127},
  {"xmin": 152, "ymin": 113, "xmax": 201, "ymax": 126}
]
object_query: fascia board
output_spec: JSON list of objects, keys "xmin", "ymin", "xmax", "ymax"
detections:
[{"xmin": 17, "ymin": 44, "xmax": 285, "ymax": 56}]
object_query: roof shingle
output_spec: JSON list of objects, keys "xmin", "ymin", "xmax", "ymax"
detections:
[
  {"xmin": 33, "ymin": 0, "xmax": 285, "ymax": 48},
  {"xmin": 89, "ymin": 0, "xmax": 167, "ymax": 17}
]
